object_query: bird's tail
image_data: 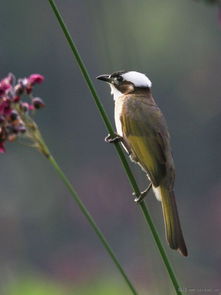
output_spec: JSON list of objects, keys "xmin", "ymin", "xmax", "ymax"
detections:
[{"xmin": 153, "ymin": 186, "xmax": 188, "ymax": 256}]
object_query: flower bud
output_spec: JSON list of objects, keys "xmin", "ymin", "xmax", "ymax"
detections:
[
  {"xmin": 10, "ymin": 110, "xmax": 18, "ymax": 121},
  {"xmin": 21, "ymin": 102, "xmax": 30, "ymax": 112},
  {"xmin": 13, "ymin": 96, "xmax": 20, "ymax": 103},
  {"xmin": 32, "ymin": 97, "xmax": 45, "ymax": 109},
  {"xmin": 14, "ymin": 83, "xmax": 24, "ymax": 96},
  {"xmin": 28, "ymin": 74, "xmax": 44, "ymax": 86},
  {"xmin": 26, "ymin": 85, "xmax": 32, "ymax": 95},
  {"xmin": 0, "ymin": 81, "xmax": 11, "ymax": 96}
]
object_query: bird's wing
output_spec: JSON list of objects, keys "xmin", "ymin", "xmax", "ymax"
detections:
[{"xmin": 121, "ymin": 99, "xmax": 169, "ymax": 187}]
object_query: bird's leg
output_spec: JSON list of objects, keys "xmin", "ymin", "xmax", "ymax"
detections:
[
  {"xmin": 134, "ymin": 183, "xmax": 152, "ymax": 203},
  {"xmin": 105, "ymin": 133, "xmax": 132, "ymax": 155}
]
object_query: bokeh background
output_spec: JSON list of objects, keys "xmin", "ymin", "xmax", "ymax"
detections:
[{"xmin": 0, "ymin": 1, "xmax": 221, "ymax": 294}]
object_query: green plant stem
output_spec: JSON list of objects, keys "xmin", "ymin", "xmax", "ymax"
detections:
[
  {"xmin": 140, "ymin": 202, "xmax": 181, "ymax": 294},
  {"xmin": 48, "ymin": 154, "xmax": 138, "ymax": 295},
  {"xmin": 47, "ymin": 1, "xmax": 183, "ymax": 294}
]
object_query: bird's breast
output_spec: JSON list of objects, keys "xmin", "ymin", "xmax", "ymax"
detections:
[{"xmin": 114, "ymin": 96, "xmax": 126, "ymax": 137}]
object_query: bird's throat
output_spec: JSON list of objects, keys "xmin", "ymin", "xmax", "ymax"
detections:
[{"xmin": 110, "ymin": 84, "xmax": 123, "ymax": 101}]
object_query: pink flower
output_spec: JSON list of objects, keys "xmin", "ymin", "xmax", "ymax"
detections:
[
  {"xmin": 0, "ymin": 73, "xmax": 45, "ymax": 154},
  {"xmin": 28, "ymin": 74, "xmax": 44, "ymax": 86},
  {"xmin": 0, "ymin": 80, "xmax": 11, "ymax": 96},
  {"xmin": 0, "ymin": 75, "xmax": 14, "ymax": 96},
  {"xmin": 21, "ymin": 102, "xmax": 34, "ymax": 112},
  {"xmin": 32, "ymin": 97, "xmax": 45, "ymax": 109},
  {"xmin": 0, "ymin": 99, "xmax": 11, "ymax": 115}
]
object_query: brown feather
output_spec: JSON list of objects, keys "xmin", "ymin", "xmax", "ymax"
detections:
[{"xmin": 117, "ymin": 92, "xmax": 187, "ymax": 256}]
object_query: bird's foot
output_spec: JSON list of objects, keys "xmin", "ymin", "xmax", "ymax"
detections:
[
  {"xmin": 105, "ymin": 133, "xmax": 123, "ymax": 144},
  {"xmin": 133, "ymin": 183, "xmax": 152, "ymax": 203},
  {"xmin": 105, "ymin": 133, "xmax": 132, "ymax": 156}
]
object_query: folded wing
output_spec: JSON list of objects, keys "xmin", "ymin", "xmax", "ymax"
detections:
[{"xmin": 121, "ymin": 98, "xmax": 171, "ymax": 187}]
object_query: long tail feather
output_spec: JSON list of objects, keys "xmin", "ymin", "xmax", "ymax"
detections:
[{"xmin": 154, "ymin": 186, "xmax": 188, "ymax": 256}]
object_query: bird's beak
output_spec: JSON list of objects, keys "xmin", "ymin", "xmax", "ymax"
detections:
[{"xmin": 96, "ymin": 74, "xmax": 111, "ymax": 83}]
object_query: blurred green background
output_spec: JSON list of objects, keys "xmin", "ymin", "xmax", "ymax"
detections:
[{"xmin": 0, "ymin": 1, "xmax": 221, "ymax": 294}]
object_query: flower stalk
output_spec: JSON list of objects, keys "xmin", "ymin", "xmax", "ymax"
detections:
[{"xmin": 47, "ymin": 154, "xmax": 138, "ymax": 295}]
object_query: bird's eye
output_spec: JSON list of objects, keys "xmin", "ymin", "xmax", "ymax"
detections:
[{"xmin": 112, "ymin": 75, "xmax": 123, "ymax": 84}]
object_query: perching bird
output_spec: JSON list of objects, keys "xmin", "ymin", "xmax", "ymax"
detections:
[{"xmin": 97, "ymin": 70, "xmax": 188, "ymax": 256}]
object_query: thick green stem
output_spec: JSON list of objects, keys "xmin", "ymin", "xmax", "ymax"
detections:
[
  {"xmin": 48, "ymin": 154, "xmax": 138, "ymax": 295},
  {"xmin": 47, "ymin": 1, "xmax": 183, "ymax": 294}
]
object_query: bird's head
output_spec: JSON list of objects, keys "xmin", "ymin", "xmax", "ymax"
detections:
[{"xmin": 96, "ymin": 70, "xmax": 152, "ymax": 99}]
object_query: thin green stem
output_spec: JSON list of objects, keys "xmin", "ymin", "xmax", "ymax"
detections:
[
  {"xmin": 48, "ymin": 154, "xmax": 138, "ymax": 295},
  {"xmin": 47, "ymin": 1, "xmax": 183, "ymax": 294},
  {"xmin": 140, "ymin": 202, "xmax": 182, "ymax": 294}
]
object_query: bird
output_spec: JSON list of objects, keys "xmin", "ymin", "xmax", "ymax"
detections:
[{"xmin": 96, "ymin": 70, "xmax": 188, "ymax": 256}]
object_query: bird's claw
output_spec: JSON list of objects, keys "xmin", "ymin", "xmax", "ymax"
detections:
[
  {"xmin": 105, "ymin": 133, "xmax": 123, "ymax": 143},
  {"xmin": 133, "ymin": 183, "xmax": 152, "ymax": 203}
]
